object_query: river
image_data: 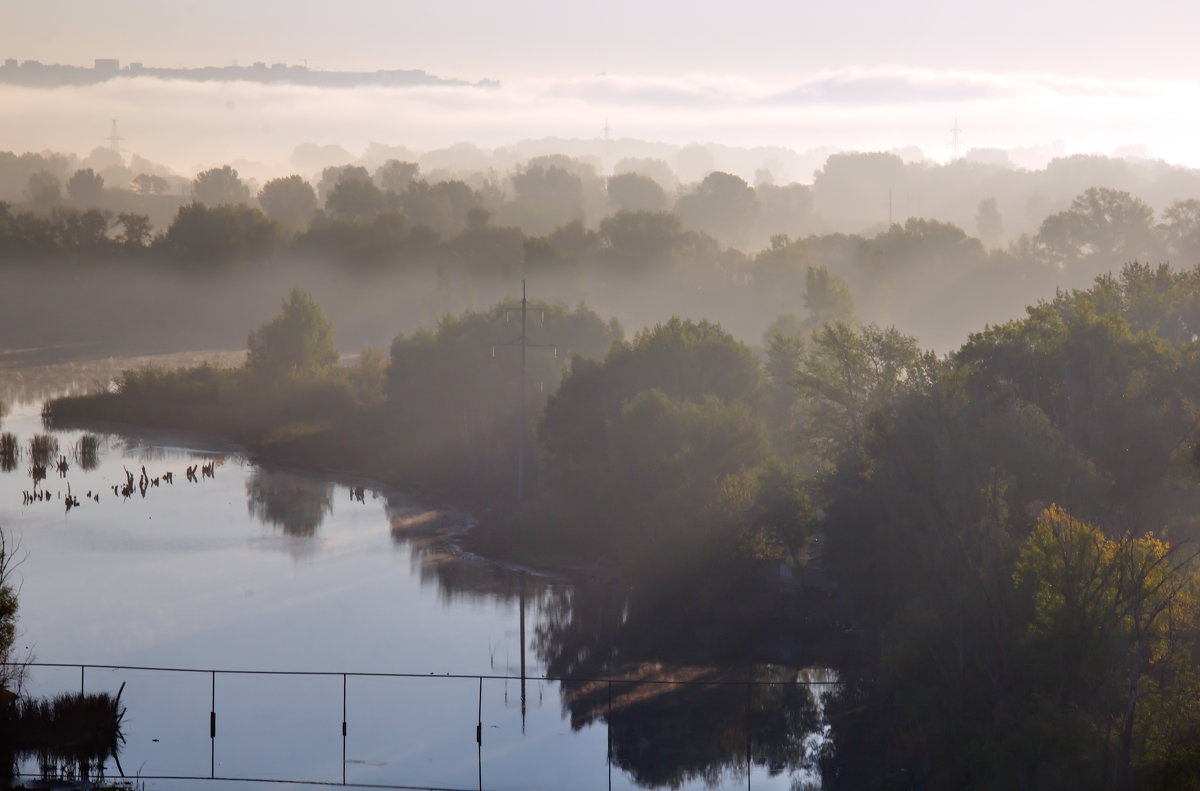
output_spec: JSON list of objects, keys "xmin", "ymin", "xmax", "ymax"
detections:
[{"xmin": 0, "ymin": 353, "xmax": 835, "ymax": 791}]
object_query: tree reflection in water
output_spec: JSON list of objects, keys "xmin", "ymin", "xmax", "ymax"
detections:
[
  {"xmin": 534, "ymin": 583, "xmax": 839, "ymax": 789},
  {"xmin": 382, "ymin": 492, "xmax": 847, "ymax": 788},
  {"xmin": 245, "ymin": 469, "xmax": 334, "ymax": 537}
]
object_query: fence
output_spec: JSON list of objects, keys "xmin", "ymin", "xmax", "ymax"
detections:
[{"xmin": 6, "ymin": 661, "xmax": 841, "ymax": 791}]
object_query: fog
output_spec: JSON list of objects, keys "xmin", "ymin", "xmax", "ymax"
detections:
[
  {"xmin": 12, "ymin": 10, "xmax": 1200, "ymax": 788},
  {"xmin": 4, "ymin": 66, "xmax": 1200, "ymax": 175}
]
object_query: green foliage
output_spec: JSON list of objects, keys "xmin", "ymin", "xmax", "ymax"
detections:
[
  {"xmin": 326, "ymin": 176, "xmax": 385, "ymax": 222},
  {"xmin": 66, "ymin": 168, "xmax": 104, "ymax": 206},
  {"xmin": 538, "ymin": 317, "xmax": 764, "ymax": 561},
  {"xmin": 607, "ymin": 172, "xmax": 667, "ymax": 213},
  {"xmin": 25, "ymin": 170, "xmax": 61, "ymax": 207},
  {"xmin": 160, "ymin": 201, "xmax": 286, "ymax": 264},
  {"xmin": 374, "ymin": 159, "xmax": 419, "ymax": 193},
  {"xmin": 247, "ymin": 289, "xmax": 338, "ymax": 379},
  {"xmin": 191, "ymin": 164, "xmax": 250, "ymax": 206},
  {"xmin": 386, "ymin": 300, "xmax": 620, "ymax": 491},
  {"xmin": 675, "ymin": 171, "xmax": 759, "ymax": 247},
  {"xmin": 1036, "ymin": 187, "xmax": 1159, "ymax": 274},
  {"xmin": 257, "ymin": 174, "xmax": 317, "ymax": 229}
]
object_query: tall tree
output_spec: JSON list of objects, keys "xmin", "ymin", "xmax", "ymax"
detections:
[
  {"xmin": 257, "ymin": 175, "xmax": 317, "ymax": 229},
  {"xmin": 191, "ymin": 165, "xmax": 251, "ymax": 207}
]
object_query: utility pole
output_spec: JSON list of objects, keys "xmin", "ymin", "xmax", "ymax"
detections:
[{"xmin": 493, "ymin": 280, "xmax": 556, "ymax": 500}]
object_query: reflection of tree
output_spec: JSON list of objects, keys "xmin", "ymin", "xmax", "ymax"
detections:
[
  {"xmin": 535, "ymin": 584, "xmax": 835, "ymax": 789},
  {"xmin": 559, "ymin": 671, "xmax": 818, "ymax": 788},
  {"xmin": 245, "ymin": 470, "xmax": 333, "ymax": 537}
]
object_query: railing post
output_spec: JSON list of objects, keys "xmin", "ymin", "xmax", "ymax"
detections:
[
  {"xmin": 745, "ymin": 682, "xmax": 752, "ymax": 791},
  {"xmin": 80, "ymin": 665, "xmax": 85, "ymax": 695},
  {"xmin": 607, "ymin": 680, "xmax": 613, "ymax": 791},
  {"xmin": 476, "ymin": 676, "xmax": 483, "ymax": 791},
  {"xmin": 342, "ymin": 673, "xmax": 347, "ymax": 785},
  {"xmin": 210, "ymin": 671, "xmax": 216, "ymax": 779}
]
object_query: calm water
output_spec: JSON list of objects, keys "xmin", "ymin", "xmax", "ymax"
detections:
[{"xmin": 0, "ymin": 356, "xmax": 833, "ymax": 791}]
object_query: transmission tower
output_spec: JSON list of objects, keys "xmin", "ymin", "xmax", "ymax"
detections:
[
  {"xmin": 106, "ymin": 119, "xmax": 124, "ymax": 154},
  {"xmin": 493, "ymin": 280, "xmax": 557, "ymax": 500},
  {"xmin": 949, "ymin": 118, "xmax": 963, "ymax": 161}
]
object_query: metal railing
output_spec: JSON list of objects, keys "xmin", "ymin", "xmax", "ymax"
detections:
[{"xmin": 7, "ymin": 661, "xmax": 842, "ymax": 791}]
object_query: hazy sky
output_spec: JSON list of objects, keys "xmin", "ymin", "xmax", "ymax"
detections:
[
  {"xmin": 7, "ymin": 0, "xmax": 1198, "ymax": 82},
  {"xmin": 4, "ymin": 1, "xmax": 1200, "ymax": 173}
]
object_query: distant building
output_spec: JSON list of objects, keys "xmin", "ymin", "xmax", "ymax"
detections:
[{"xmin": 94, "ymin": 58, "xmax": 119, "ymax": 75}]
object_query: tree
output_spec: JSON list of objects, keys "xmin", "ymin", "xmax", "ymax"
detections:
[
  {"xmin": 326, "ymin": 177, "xmax": 385, "ymax": 222},
  {"xmin": 317, "ymin": 165, "xmax": 371, "ymax": 205},
  {"xmin": 599, "ymin": 210, "xmax": 688, "ymax": 275},
  {"xmin": 132, "ymin": 173, "xmax": 170, "ymax": 195},
  {"xmin": 812, "ymin": 151, "xmax": 906, "ymax": 231},
  {"xmin": 25, "ymin": 171, "xmax": 61, "ymax": 207},
  {"xmin": 160, "ymin": 202, "xmax": 286, "ymax": 265},
  {"xmin": 375, "ymin": 159, "xmax": 420, "ymax": 193},
  {"xmin": 607, "ymin": 172, "xmax": 667, "ymax": 213},
  {"xmin": 0, "ymin": 529, "xmax": 23, "ymax": 695},
  {"xmin": 796, "ymin": 322, "xmax": 932, "ymax": 455},
  {"xmin": 976, "ymin": 196, "xmax": 1004, "ymax": 247},
  {"xmin": 400, "ymin": 179, "xmax": 484, "ymax": 237},
  {"xmin": 1160, "ymin": 199, "xmax": 1200, "ymax": 263},
  {"xmin": 505, "ymin": 164, "xmax": 585, "ymax": 235},
  {"xmin": 247, "ymin": 289, "xmax": 338, "ymax": 379},
  {"xmin": 1036, "ymin": 187, "xmax": 1158, "ymax": 275},
  {"xmin": 804, "ymin": 266, "xmax": 856, "ymax": 328},
  {"xmin": 539, "ymin": 317, "xmax": 761, "ymax": 512},
  {"xmin": 115, "ymin": 212, "xmax": 152, "ymax": 247},
  {"xmin": 191, "ymin": 165, "xmax": 250, "ymax": 206},
  {"xmin": 257, "ymin": 175, "xmax": 317, "ymax": 229},
  {"xmin": 66, "ymin": 168, "xmax": 105, "ymax": 206},
  {"xmin": 675, "ymin": 171, "xmax": 759, "ymax": 247}
]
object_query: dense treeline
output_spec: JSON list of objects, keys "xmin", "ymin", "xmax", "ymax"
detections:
[
  {"xmin": 5, "ymin": 146, "xmax": 1200, "ymax": 356},
  {"xmin": 44, "ymin": 258, "xmax": 1200, "ymax": 787},
  {"xmin": 816, "ymin": 263, "xmax": 1200, "ymax": 789}
]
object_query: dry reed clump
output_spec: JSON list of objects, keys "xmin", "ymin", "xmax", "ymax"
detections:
[
  {"xmin": 3, "ymin": 687, "xmax": 126, "ymax": 783},
  {"xmin": 28, "ymin": 434, "xmax": 58, "ymax": 466},
  {"xmin": 75, "ymin": 433, "xmax": 101, "ymax": 470}
]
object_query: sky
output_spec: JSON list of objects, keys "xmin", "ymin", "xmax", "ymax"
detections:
[{"xmin": 4, "ymin": 0, "xmax": 1200, "ymax": 174}]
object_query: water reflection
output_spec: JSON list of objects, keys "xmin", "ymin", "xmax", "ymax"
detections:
[
  {"xmin": 0, "ymin": 433, "xmax": 16, "ymax": 472},
  {"xmin": 74, "ymin": 434, "xmax": 101, "ymax": 471},
  {"xmin": 246, "ymin": 469, "xmax": 334, "ymax": 537},
  {"xmin": 28, "ymin": 434, "xmax": 58, "ymax": 466},
  {"xmin": 2, "ymin": 690, "xmax": 126, "ymax": 787}
]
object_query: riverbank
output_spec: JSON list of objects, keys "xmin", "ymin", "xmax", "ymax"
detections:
[{"xmin": 37, "ymin": 360, "xmax": 599, "ymax": 581}]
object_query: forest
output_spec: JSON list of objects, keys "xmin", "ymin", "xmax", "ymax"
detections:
[{"xmin": 9, "ymin": 142, "xmax": 1200, "ymax": 789}]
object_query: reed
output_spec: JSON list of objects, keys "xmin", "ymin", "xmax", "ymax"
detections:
[
  {"xmin": 28, "ymin": 434, "xmax": 58, "ymax": 466},
  {"xmin": 76, "ymin": 433, "xmax": 101, "ymax": 470}
]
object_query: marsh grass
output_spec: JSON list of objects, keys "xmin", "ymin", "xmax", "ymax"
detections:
[
  {"xmin": 0, "ymin": 433, "xmax": 16, "ymax": 472},
  {"xmin": 3, "ymin": 688, "xmax": 126, "ymax": 783},
  {"xmin": 75, "ymin": 433, "xmax": 101, "ymax": 470},
  {"xmin": 27, "ymin": 434, "xmax": 58, "ymax": 466}
]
